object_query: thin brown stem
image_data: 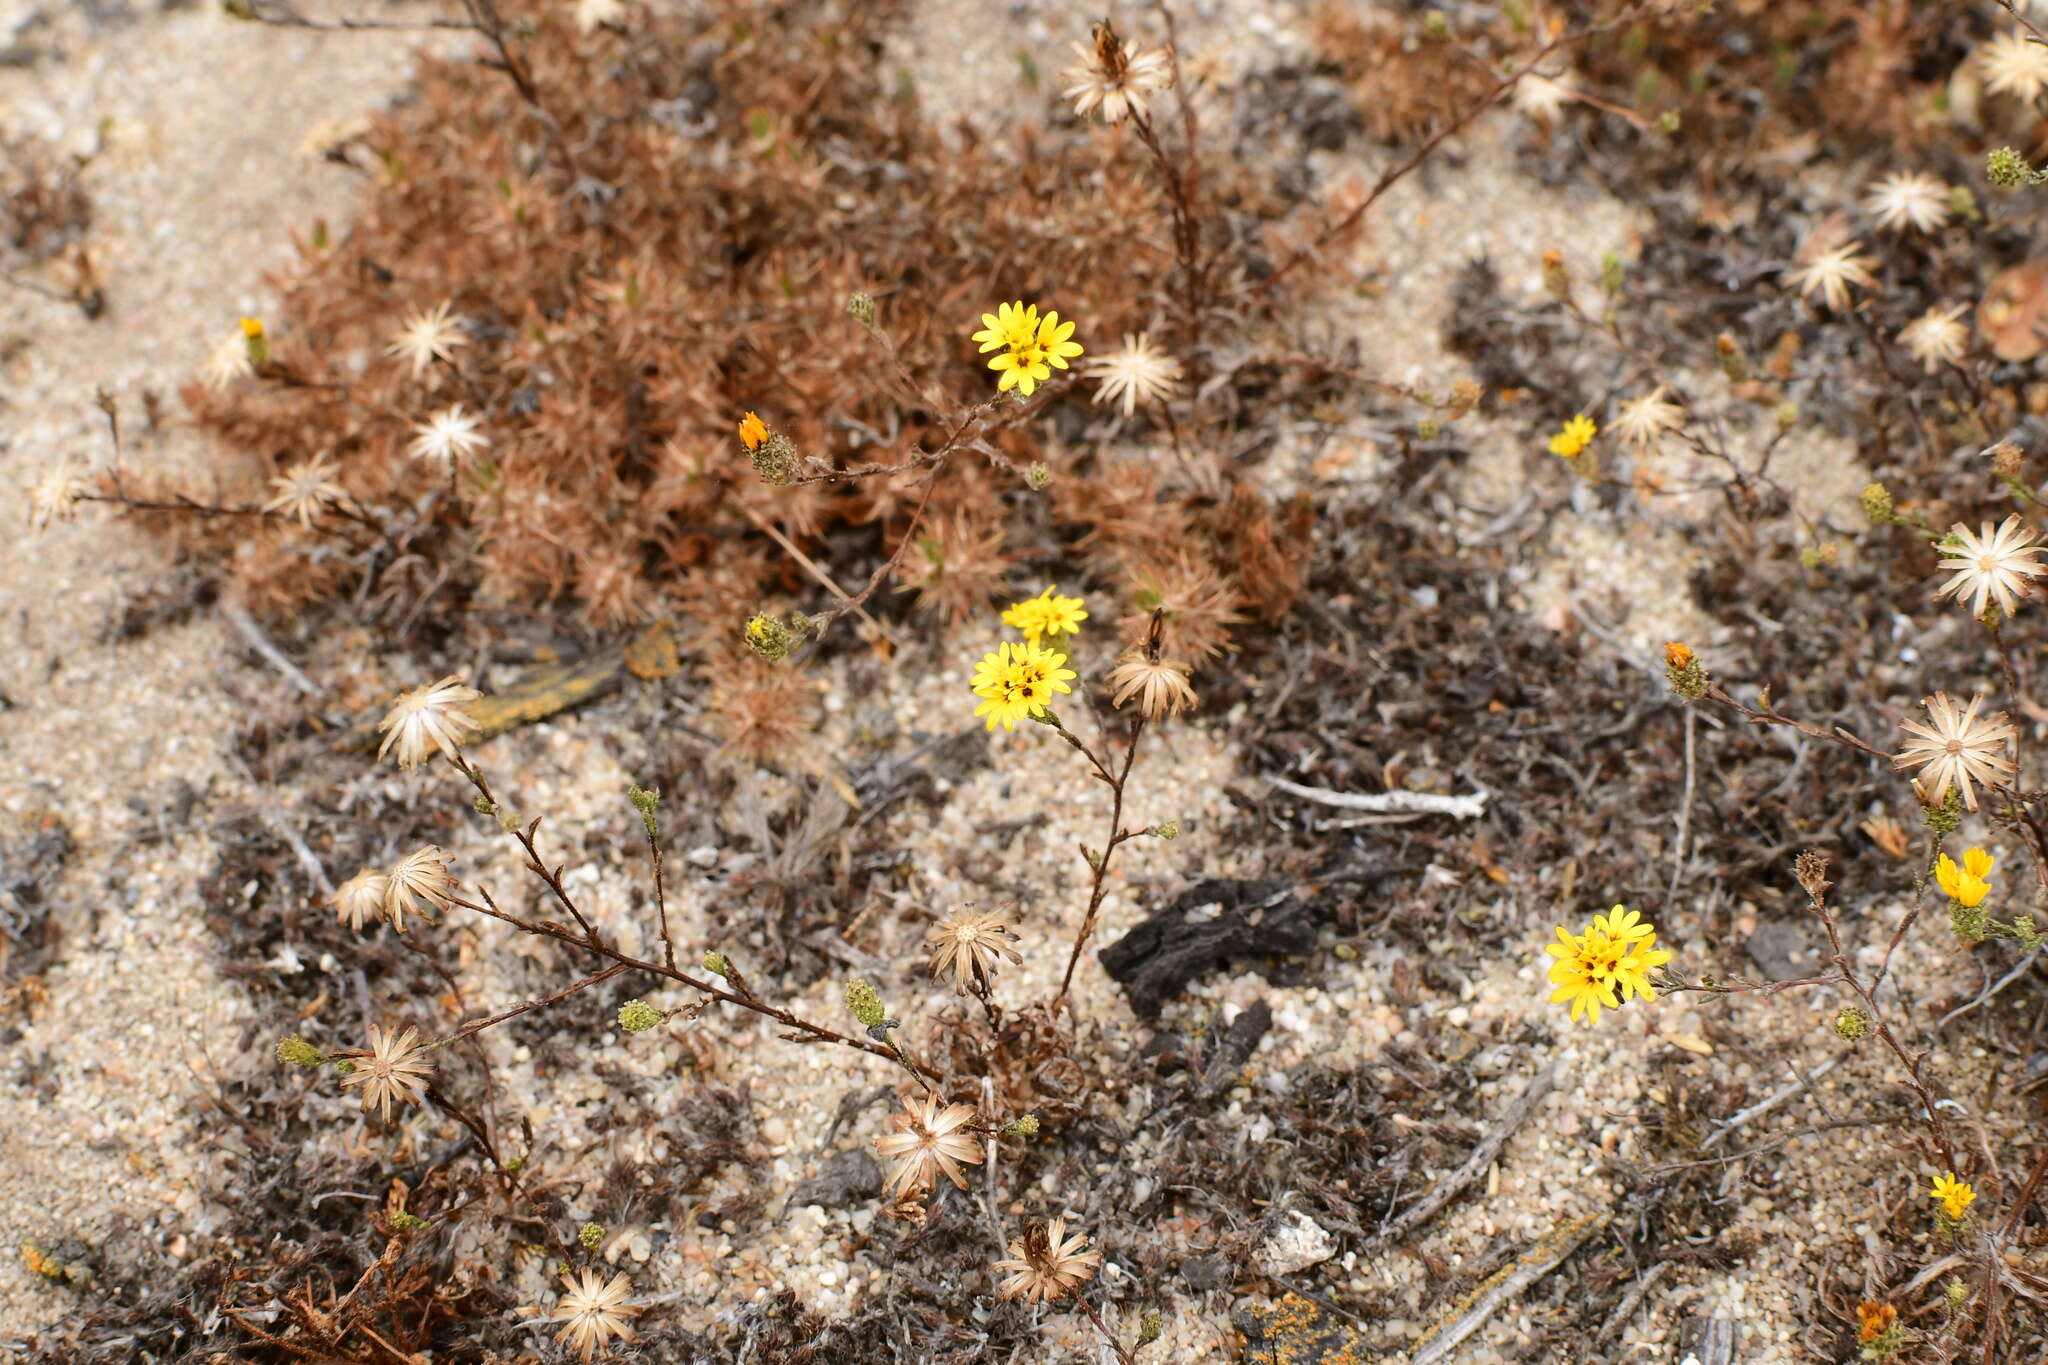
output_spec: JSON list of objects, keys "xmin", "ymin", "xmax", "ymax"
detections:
[
  {"xmin": 1077, "ymin": 1297, "xmax": 1137, "ymax": 1365},
  {"xmin": 1054, "ymin": 714, "xmax": 1148, "ymax": 1010},
  {"xmin": 444, "ymin": 764, "xmax": 938, "ymax": 1078},
  {"xmin": 434, "ymin": 963, "xmax": 633, "ymax": 1050},
  {"xmin": 1698, "ymin": 683, "xmax": 1891, "ymax": 760},
  {"xmin": 1255, "ymin": 15, "xmax": 1635, "ymax": 299}
]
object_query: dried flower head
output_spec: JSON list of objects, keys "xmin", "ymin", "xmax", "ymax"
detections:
[
  {"xmin": 1860, "ymin": 815, "xmax": 1910, "ymax": 860},
  {"xmin": 970, "ymin": 639, "xmax": 1077, "ymax": 731},
  {"xmin": 331, "ymin": 867, "xmax": 391, "ymax": 932},
  {"xmin": 1980, "ymin": 30, "xmax": 2048, "ymax": 103},
  {"xmin": 1789, "ymin": 240, "xmax": 1878, "ymax": 313},
  {"xmin": 1513, "ymin": 71, "xmax": 1576, "ymax": 123},
  {"xmin": 1001, "ymin": 586, "xmax": 1088, "ymax": 644},
  {"xmin": 339, "ymin": 1023, "xmax": 433, "ymax": 1122},
  {"xmin": 994, "ymin": 1218, "xmax": 1102, "ymax": 1304},
  {"xmin": 407, "ymin": 405, "xmax": 489, "ymax": 465},
  {"xmin": 1544, "ymin": 905, "xmax": 1670, "ymax": 1026},
  {"xmin": 1935, "ymin": 847, "xmax": 1994, "ymax": 908},
  {"xmin": 1106, "ymin": 648, "xmax": 1198, "ymax": 719},
  {"xmin": 376, "ymin": 675, "xmax": 483, "ymax": 769},
  {"xmin": 1547, "ymin": 413, "xmax": 1597, "ymax": 458},
  {"xmin": 1934, "ymin": 515, "xmax": 2044, "ymax": 620},
  {"xmin": 384, "ymin": 845, "xmax": 456, "ymax": 931},
  {"xmin": 1061, "ymin": 21, "xmax": 1170, "ymax": 124},
  {"xmin": 547, "ymin": 1268, "xmax": 641, "ymax": 1361},
  {"xmin": 1895, "ymin": 692, "xmax": 2017, "ymax": 813},
  {"xmin": 1085, "ymin": 332, "xmax": 1183, "ymax": 417},
  {"xmin": 575, "ymin": 0, "xmax": 625, "ymax": 33},
  {"xmin": 926, "ymin": 908, "xmax": 1025, "ymax": 993},
  {"xmin": 27, "ymin": 463, "xmax": 91, "ymax": 530},
  {"xmin": 385, "ymin": 300, "xmax": 467, "ymax": 378},
  {"xmin": 874, "ymin": 1094, "xmax": 983, "ymax": 1195},
  {"xmin": 295, "ymin": 114, "xmax": 370, "ymax": 163},
  {"xmin": 201, "ymin": 327, "xmax": 256, "ymax": 391},
  {"xmin": 1863, "ymin": 172, "xmax": 1951, "ymax": 234},
  {"xmin": 1611, "ymin": 387, "xmax": 1684, "ymax": 453},
  {"xmin": 1898, "ymin": 303, "xmax": 1971, "ymax": 372},
  {"xmin": 1930, "ymin": 1171, "xmax": 1977, "ymax": 1222},
  {"xmin": 1979, "ymin": 261, "xmax": 2048, "ymax": 362},
  {"xmin": 262, "ymin": 457, "xmax": 348, "ymax": 528}
]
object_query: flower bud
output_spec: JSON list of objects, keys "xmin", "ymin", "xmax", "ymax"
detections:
[
  {"xmin": 628, "ymin": 784, "xmax": 659, "ymax": 836},
  {"xmin": 277, "ymin": 1035, "xmax": 328, "ymax": 1068},
  {"xmin": 1832, "ymin": 1005, "xmax": 1869, "ymax": 1042},
  {"xmin": 845, "ymin": 292, "xmax": 875, "ymax": 329},
  {"xmin": 751, "ymin": 433, "xmax": 798, "ymax": 485},
  {"xmin": 745, "ymin": 613, "xmax": 794, "ymax": 662},
  {"xmin": 1859, "ymin": 482, "xmax": 1894, "ymax": 523},
  {"xmin": 617, "ymin": 1000, "xmax": 662, "ymax": 1033},
  {"xmin": 703, "ymin": 950, "xmax": 729, "ymax": 978},
  {"xmin": 1664, "ymin": 642, "xmax": 1707, "ymax": 700},
  {"xmin": 579, "ymin": 1222, "xmax": 605, "ymax": 1250},
  {"xmin": 1988, "ymin": 145, "xmax": 2031, "ymax": 190},
  {"xmin": 1001, "ymin": 1113, "xmax": 1040, "ymax": 1137},
  {"xmin": 240, "ymin": 316, "xmax": 268, "ymax": 367},
  {"xmin": 845, "ymin": 977, "xmax": 886, "ymax": 1029},
  {"xmin": 1715, "ymin": 331, "xmax": 1749, "ymax": 383}
]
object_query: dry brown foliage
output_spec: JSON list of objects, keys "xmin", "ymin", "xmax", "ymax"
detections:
[{"xmin": 124, "ymin": 0, "xmax": 1305, "ymax": 662}]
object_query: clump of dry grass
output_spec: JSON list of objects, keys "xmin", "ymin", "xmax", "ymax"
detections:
[{"xmin": 111, "ymin": 0, "xmax": 1304, "ymax": 674}]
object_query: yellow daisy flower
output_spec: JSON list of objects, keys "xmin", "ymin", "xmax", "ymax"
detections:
[
  {"xmin": 1935, "ymin": 847, "xmax": 1993, "ymax": 907},
  {"xmin": 1930, "ymin": 1171, "xmax": 1976, "ymax": 1221},
  {"xmin": 1545, "ymin": 904, "xmax": 1671, "ymax": 1023},
  {"xmin": 1001, "ymin": 586, "xmax": 1088, "ymax": 643},
  {"xmin": 1545, "ymin": 923, "xmax": 1621, "ymax": 1024},
  {"xmin": 975, "ymin": 303, "xmax": 1084, "ymax": 397},
  {"xmin": 970, "ymin": 640, "xmax": 1077, "ymax": 731},
  {"xmin": 1547, "ymin": 413, "xmax": 1597, "ymax": 457},
  {"xmin": 973, "ymin": 301, "xmax": 1042, "ymax": 354}
]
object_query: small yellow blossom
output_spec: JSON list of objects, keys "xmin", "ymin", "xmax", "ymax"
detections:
[
  {"xmin": 1001, "ymin": 586, "xmax": 1088, "ymax": 643},
  {"xmin": 1856, "ymin": 1300, "xmax": 1898, "ymax": 1346},
  {"xmin": 970, "ymin": 640, "xmax": 1077, "ymax": 731},
  {"xmin": 1935, "ymin": 847, "xmax": 1993, "ymax": 907},
  {"xmin": 1930, "ymin": 1171, "xmax": 1976, "ymax": 1221},
  {"xmin": 738, "ymin": 411, "xmax": 768, "ymax": 451},
  {"xmin": 973, "ymin": 302, "xmax": 1084, "ymax": 397},
  {"xmin": 1544, "ymin": 904, "xmax": 1672, "ymax": 1025},
  {"xmin": 972, "ymin": 301, "xmax": 1041, "ymax": 353},
  {"xmin": 1547, "ymin": 413, "xmax": 1597, "ymax": 457}
]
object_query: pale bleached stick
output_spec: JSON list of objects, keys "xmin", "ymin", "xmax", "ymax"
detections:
[
  {"xmin": 1266, "ymin": 775, "xmax": 1488, "ymax": 820},
  {"xmin": 1411, "ymin": 1213, "xmax": 1607, "ymax": 1365}
]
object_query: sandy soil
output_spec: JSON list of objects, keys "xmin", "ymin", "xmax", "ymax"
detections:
[
  {"xmin": 0, "ymin": 3, "xmax": 454, "ymax": 1339},
  {"xmin": 0, "ymin": 2, "xmax": 2014, "ymax": 1361}
]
